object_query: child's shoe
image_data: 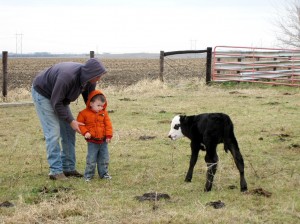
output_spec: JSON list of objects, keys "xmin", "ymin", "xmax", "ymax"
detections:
[
  {"xmin": 101, "ymin": 173, "xmax": 112, "ymax": 180},
  {"xmin": 85, "ymin": 177, "xmax": 91, "ymax": 182}
]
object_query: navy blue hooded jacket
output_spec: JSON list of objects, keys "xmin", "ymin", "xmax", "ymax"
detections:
[{"xmin": 33, "ymin": 58, "xmax": 106, "ymax": 123}]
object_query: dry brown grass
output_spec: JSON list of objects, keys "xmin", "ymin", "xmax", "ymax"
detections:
[{"xmin": 0, "ymin": 88, "xmax": 32, "ymax": 103}]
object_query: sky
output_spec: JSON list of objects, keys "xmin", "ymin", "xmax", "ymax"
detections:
[{"xmin": 0, "ymin": 0, "xmax": 287, "ymax": 54}]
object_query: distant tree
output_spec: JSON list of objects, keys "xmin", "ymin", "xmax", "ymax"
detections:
[{"xmin": 275, "ymin": 0, "xmax": 300, "ymax": 48}]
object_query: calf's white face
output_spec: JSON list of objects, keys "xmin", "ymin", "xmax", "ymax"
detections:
[{"xmin": 168, "ymin": 115, "xmax": 184, "ymax": 140}]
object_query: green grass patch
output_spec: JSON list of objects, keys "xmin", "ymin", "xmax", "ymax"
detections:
[{"xmin": 0, "ymin": 79, "xmax": 299, "ymax": 223}]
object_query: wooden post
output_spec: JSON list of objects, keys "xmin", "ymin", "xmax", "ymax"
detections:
[
  {"xmin": 159, "ymin": 51, "xmax": 164, "ymax": 82},
  {"xmin": 205, "ymin": 47, "xmax": 212, "ymax": 84},
  {"xmin": 2, "ymin": 51, "xmax": 8, "ymax": 97},
  {"xmin": 90, "ymin": 51, "xmax": 94, "ymax": 58}
]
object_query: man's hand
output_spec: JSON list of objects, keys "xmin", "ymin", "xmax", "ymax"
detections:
[{"xmin": 70, "ymin": 120, "xmax": 85, "ymax": 134}]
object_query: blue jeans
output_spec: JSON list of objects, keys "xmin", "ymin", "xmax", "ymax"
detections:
[
  {"xmin": 31, "ymin": 87, "xmax": 76, "ymax": 175},
  {"xmin": 84, "ymin": 142, "xmax": 109, "ymax": 179}
]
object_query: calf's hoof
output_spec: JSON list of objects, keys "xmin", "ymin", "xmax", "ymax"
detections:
[
  {"xmin": 241, "ymin": 182, "xmax": 248, "ymax": 192},
  {"xmin": 241, "ymin": 186, "xmax": 248, "ymax": 192},
  {"xmin": 185, "ymin": 178, "xmax": 192, "ymax": 182},
  {"xmin": 204, "ymin": 187, "xmax": 212, "ymax": 192},
  {"xmin": 204, "ymin": 183, "xmax": 212, "ymax": 192}
]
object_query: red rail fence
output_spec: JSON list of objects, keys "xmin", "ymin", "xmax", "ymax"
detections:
[{"xmin": 212, "ymin": 46, "xmax": 300, "ymax": 87}]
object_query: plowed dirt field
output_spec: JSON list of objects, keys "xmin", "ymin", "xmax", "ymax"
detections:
[{"xmin": 0, "ymin": 57, "xmax": 206, "ymax": 90}]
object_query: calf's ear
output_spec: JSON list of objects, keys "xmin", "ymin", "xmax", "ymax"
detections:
[{"xmin": 179, "ymin": 115, "xmax": 187, "ymax": 123}]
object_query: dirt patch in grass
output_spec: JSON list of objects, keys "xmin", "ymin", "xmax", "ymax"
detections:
[
  {"xmin": 206, "ymin": 200, "xmax": 225, "ymax": 209},
  {"xmin": 38, "ymin": 186, "xmax": 73, "ymax": 194},
  {"xmin": 138, "ymin": 135, "xmax": 156, "ymax": 140},
  {"xmin": 247, "ymin": 188, "xmax": 272, "ymax": 197},
  {"xmin": 135, "ymin": 192, "xmax": 171, "ymax": 201},
  {"xmin": 0, "ymin": 201, "xmax": 14, "ymax": 207}
]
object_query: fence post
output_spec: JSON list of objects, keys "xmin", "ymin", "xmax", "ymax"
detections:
[
  {"xmin": 159, "ymin": 51, "xmax": 164, "ymax": 82},
  {"xmin": 2, "ymin": 51, "xmax": 8, "ymax": 97},
  {"xmin": 206, "ymin": 47, "xmax": 212, "ymax": 84},
  {"xmin": 90, "ymin": 51, "xmax": 94, "ymax": 58}
]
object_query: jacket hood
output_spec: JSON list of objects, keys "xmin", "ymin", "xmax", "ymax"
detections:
[
  {"xmin": 80, "ymin": 58, "xmax": 107, "ymax": 84},
  {"xmin": 86, "ymin": 89, "xmax": 107, "ymax": 109}
]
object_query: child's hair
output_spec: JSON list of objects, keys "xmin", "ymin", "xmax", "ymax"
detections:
[{"xmin": 90, "ymin": 94, "xmax": 106, "ymax": 103}]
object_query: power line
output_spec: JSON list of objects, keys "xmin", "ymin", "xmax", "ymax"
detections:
[{"xmin": 190, "ymin": 39, "xmax": 197, "ymax": 50}]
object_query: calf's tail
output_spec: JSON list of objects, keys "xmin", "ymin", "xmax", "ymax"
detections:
[{"xmin": 223, "ymin": 115, "xmax": 237, "ymax": 153}]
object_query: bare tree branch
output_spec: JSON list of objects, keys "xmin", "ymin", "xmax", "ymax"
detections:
[{"xmin": 275, "ymin": 0, "xmax": 300, "ymax": 48}]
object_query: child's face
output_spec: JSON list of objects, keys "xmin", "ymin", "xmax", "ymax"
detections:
[
  {"xmin": 90, "ymin": 99, "xmax": 105, "ymax": 113},
  {"xmin": 89, "ymin": 76, "xmax": 101, "ymax": 84}
]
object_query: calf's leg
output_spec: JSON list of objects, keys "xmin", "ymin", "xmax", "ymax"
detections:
[
  {"xmin": 227, "ymin": 138, "xmax": 248, "ymax": 192},
  {"xmin": 185, "ymin": 143, "xmax": 200, "ymax": 182},
  {"xmin": 204, "ymin": 146, "xmax": 218, "ymax": 192}
]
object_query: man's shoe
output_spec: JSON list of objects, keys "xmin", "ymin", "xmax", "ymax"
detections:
[
  {"xmin": 49, "ymin": 173, "xmax": 68, "ymax": 180},
  {"xmin": 63, "ymin": 170, "xmax": 83, "ymax": 178}
]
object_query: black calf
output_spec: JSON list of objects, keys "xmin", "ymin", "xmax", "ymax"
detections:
[{"xmin": 168, "ymin": 113, "xmax": 248, "ymax": 192}]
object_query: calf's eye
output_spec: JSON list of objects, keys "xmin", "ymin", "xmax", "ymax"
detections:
[{"xmin": 174, "ymin": 124, "xmax": 180, "ymax": 130}]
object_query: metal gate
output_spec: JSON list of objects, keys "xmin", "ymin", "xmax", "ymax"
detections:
[{"xmin": 212, "ymin": 46, "xmax": 300, "ymax": 87}]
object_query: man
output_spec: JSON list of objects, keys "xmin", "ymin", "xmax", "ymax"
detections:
[{"xmin": 32, "ymin": 58, "xmax": 107, "ymax": 180}]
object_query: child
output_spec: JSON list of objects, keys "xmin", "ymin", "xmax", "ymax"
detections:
[{"xmin": 77, "ymin": 89, "xmax": 113, "ymax": 181}]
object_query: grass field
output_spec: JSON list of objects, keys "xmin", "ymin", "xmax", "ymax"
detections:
[{"xmin": 0, "ymin": 79, "xmax": 299, "ymax": 223}]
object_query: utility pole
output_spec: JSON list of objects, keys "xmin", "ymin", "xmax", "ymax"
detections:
[{"xmin": 15, "ymin": 33, "xmax": 23, "ymax": 55}]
